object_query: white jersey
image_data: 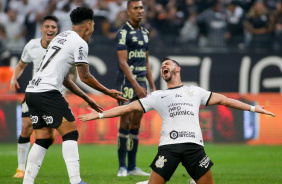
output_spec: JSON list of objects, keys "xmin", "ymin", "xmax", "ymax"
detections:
[
  {"xmin": 139, "ymin": 85, "xmax": 212, "ymax": 147},
  {"xmin": 21, "ymin": 38, "xmax": 46, "ymax": 76},
  {"xmin": 26, "ymin": 30, "xmax": 89, "ymax": 93}
]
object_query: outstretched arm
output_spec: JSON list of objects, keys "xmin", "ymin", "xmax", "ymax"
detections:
[
  {"xmin": 79, "ymin": 100, "xmax": 143, "ymax": 121},
  {"xmin": 76, "ymin": 63, "xmax": 127, "ymax": 102},
  {"xmin": 63, "ymin": 75, "xmax": 103, "ymax": 113},
  {"xmin": 207, "ymin": 93, "xmax": 275, "ymax": 117},
  {"xmin": 10, "ymin": 60, "xmax": 28, "ymax": 92}
]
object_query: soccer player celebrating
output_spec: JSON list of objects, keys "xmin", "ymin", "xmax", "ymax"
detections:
[
  {"xmin": 10, "ymin": 15, "xmax": 59, "ymax": 178},
  {"xmin": 79, "ymin": 57, "xmax": 275, "ymax": 184},
  {"xmin": 115, "ymin": 0, "xmax": 156, "ymax": 176},
  {"xmin": 23, "ymin": 7, "xmax": 127, "ymax": 184}
]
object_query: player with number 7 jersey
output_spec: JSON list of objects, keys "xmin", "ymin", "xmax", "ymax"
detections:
[
  {"xmin": 23, "ymin": 7, "xmax": 127, "ymax": 184},
  {"xmin": 26, "ymin": 31, "xmax": 87, "ymax": 93}
]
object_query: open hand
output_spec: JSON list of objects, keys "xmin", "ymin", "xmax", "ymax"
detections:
[
  {"xmin": 10, "ymin": 79, "xmax": 20, "ymax": 93},
  {"xmin": 87, "ymin": 98, "xmax": 104, "ymax": 113},
  {"xmin": 255, "ymin": 105, "xmax": 275, "ymax": 117},
  {"xmin": 78, "ymin": 107, "xmax": 98, "ymax": 121},
  {"xmin": 108, "ymin": 89, "xmax": 128, "ymax": 102}
]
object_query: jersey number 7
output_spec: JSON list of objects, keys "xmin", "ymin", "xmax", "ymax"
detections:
[{"xmin": 38, "ymin": 46, "xmax": 61, "ymax": 72}]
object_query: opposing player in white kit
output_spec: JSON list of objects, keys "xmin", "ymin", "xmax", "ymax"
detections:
[
  {"xmin": 23, "ymin": 7, "xmax": 127, "ymax": 184},
  {"xmin": 10, "ymin": 15, "xmax": 59, "ymax": 178},
  {"xmin": 79, "ymin": 57, "xmax": 275, "ymax": 184}
]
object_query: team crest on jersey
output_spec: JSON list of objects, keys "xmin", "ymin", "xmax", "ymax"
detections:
[
  {"xmin": 155, "ymin": 156, "xmax": 167, "ymax": 168},
  {"xmin": 22, "ymin": 102, "xmax": 29, "ymax": 113},
  {"xmin": 42, "ymin": 115, "xmax": 53, "ymax": 125},
  {"xmin": 132, "ymin": 36, "xmax": 138, "ymax": 42},
  {"xmin": 30, "ymin": 116, "xmax": 38, "ymax": 124},
  {"xmin": 185, "ymin": 90, "xmax": 194, "ymax": 97}
]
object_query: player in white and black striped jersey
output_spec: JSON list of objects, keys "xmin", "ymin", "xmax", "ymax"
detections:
[{"xmin": 79, "ymin": 57, "xmax": 275, "ymax": 184}]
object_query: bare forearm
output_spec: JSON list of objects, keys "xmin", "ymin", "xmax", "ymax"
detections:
[
  {"xmin": 221, "ymin": 98, "xmax": 252, "ymax": 111},
  {"xmin": 12, "ymin": 62, "xmax": 27, "ymax": 80},
  {"xmin": 63, "ymin": 79, "xmax": 89, "ymax": 101},
  {"xmin": 146, "ymin": 63, "xmax": 155, "ymax": 90},
  {"xmin": 82, "ymin": 75, "xmax": 110, "ymax": 94}
]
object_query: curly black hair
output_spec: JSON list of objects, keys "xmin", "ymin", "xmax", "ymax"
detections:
[
  {"xmin": 42, "ymin": 15, "xmax": 58, "ymax": 23},
  {"xmin": 70, "ymin": 7, "xmax": 94, "ymax": 25}
]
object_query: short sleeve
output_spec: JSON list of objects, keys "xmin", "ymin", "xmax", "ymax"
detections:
[
  {"xmin": 74, "ymin": 40, "xmax": 88, "ymax": 65},
  {"xmin": 138, "ymin": 92, "xmax": 156, "ymax": 113},
  {"xmin": 196, "ymin": 86, "xmax": 212, "ymax": 106},
  {"xmin": 116, "ymin": 28, "xmax": 127, "ymax": 50},
  {"xmin": 21, "ymin": 43, "xmax": 32, "ymax": 64}
]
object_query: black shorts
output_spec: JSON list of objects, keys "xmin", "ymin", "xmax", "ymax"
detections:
[
  {"xmin": 116, "ymin": 78, "xmax": 147, "ymax": 106},
  {"xmin": 25, "ymin": 90, "xmax": 75, "ymax": 129},
  {"xmin": 150, "ymin": 143, "xmax": 213, "ymax": 181},
  {"xmin": 21, "ymin": 98, "xmax": 30, "ymax": 117}
]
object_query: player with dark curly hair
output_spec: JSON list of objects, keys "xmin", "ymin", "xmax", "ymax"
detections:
[{"xmin": 23, "ymin": 7, "xmax": 127, "ymax": 184}]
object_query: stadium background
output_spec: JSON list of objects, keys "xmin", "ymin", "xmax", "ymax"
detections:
[{"xmin": 0, "ymin": 0, "xmax": 282, "ymax": 183}]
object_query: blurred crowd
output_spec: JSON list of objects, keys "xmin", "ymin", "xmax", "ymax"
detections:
[{"xmin": 0, "ymin": 0, "xmax": 282, "ymax": 55}]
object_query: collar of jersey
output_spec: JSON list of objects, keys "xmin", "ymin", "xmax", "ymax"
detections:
[
  {"xmin": 126, "ymin": 21, "xmax": 142, "ymax": 30},
  {"xmin": 167, "ymin": 85, "xmax": 183, "ymax": 90}
]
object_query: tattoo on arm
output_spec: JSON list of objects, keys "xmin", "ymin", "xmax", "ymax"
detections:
[{"xmin": 77, "ymin": 64, "xmax": 94, "ymax": 80}]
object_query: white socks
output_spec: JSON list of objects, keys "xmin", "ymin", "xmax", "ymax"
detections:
[
  {"xmin": 17, "ymin": 142, "xmax": 30, "ymax": 171},
  {"xmin": 23, "ymin": 143, "xmax": 47, "ymax": 184},
  {"xmin": 63, "ymin": 140, "xmax": 81, "ymax": 184}
]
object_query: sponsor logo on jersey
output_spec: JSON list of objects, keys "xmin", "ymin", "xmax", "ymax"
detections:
[
  {"xmin": 199, "ymin": 155, "xmax": 210, "ymax": 168},
  {"xmin": 170, "ymin": 130, "xmax": 178, "ymax": 139},
  {"xmin": 31, "ymin": 116, "xmax": 38, "ymax": 124},
  {"xmin": 170, "ymin": 130, "xmax": 195, "ymax": 139},
  {"xmin": 42, "ymin": 115, "xmax": 53, "ymax": 125},
  {"xmin": 132, "ymin": 36, "xmax": 138, "ymax": 42},
  {"xmin": 168, "ymin": 106, "xmax": 194, "ymax": 118},
  {"xmin": 78, "ymin": 46, "xmax": 83, "ymax": 60},
  {"xmin": 130, "ymin": 31, "xmax": 136, "ymax": 34},
  {"xmin": 175, "ymin": 94, "xmax": 182, "ymax": 97},
  {"xmin": 138, "ymin": 41, "xmax": 144, "ymax": 45},
  {"xmin": 167, "ymin": 103, "xmax": 193, "ymax": 108},
  {"xmin": 128, "ymin": 49, "xmax": 146, "ymax": 59},
  {"xmin": 119, "ymin": 29, "xmax": 127, "ymax": 45},
  {"xmin": 155, "ymin": 156, "xmax": 167, "ymax": 168}
]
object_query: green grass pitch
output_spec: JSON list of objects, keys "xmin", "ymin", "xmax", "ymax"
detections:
[{"xmin": 0, "ymin": 144, "xmax": 281, "ymax": 184}]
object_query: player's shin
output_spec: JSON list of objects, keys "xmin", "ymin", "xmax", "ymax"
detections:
[
  {"xmin": 118, "ymin": 128, "xmax": 129, "ymax": 168},
  {"xmin": 62, "ymin": 130, "xmax": 81, "ymax": 184},
  {"xmin": 127, "ymin": 129, "xmax": 139, "ymax": 171},
  {"xmin": 17, "ymin": 136, "xmax": 30, "ymax": 172},
  {"xmin": 23, "ymin": 139, "xmax": 52, "ymax": 184}
]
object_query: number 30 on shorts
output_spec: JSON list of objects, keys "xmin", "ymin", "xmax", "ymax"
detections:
[{"xmin": 123, "ymin": 87, "xmax": 134, "ymax": 99}]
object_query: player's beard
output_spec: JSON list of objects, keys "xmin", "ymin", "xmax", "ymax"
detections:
[{"xmin": 163, "ymin": 69, "xmax": 176, "ymax": 82}]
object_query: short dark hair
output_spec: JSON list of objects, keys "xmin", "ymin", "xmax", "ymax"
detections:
[
  {"xmin": 70, "ymin": 7, "xmax": 94, "ymax": 25},
  {"xmin": 162, "ymin": 57, "xmax": 180, "ymax": 67},
  {"xmin": 127, "ymin": 0, "xmax": 141, "ymax": 9},
  {"xmin": 42, "ymin": 15, "xmax": 58, "ymax": 24}
]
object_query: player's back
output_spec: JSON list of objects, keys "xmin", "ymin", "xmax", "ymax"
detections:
[{"xmin": 26, "ymin": 30, "xmax": 89, "ymax": 93}]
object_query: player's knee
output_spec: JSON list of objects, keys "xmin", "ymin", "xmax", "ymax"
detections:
[
  {"xmin": 35, "ymin": 138, "xmax": 53, "ymax": 149},
  {"xmin": 62, "ymin": 130, "xmax": 79, "ymax": 142}
]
